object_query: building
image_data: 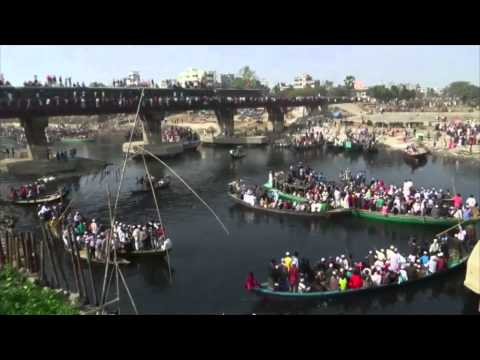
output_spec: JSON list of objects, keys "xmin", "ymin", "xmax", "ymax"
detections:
[
  {"xmin": 160, "ymin": 79, "xmax": 178, "ymax": 88},
  {"xmin": 219, "ymin": 73, "xmax": 235, "ymax": 88},
  {"xmin": 353, "ymin": 79, "xmax": 368, "ymax": 101},
  {"xmin": 293, "ymin": 74, "xmax": 315, "ymax": 89},
  {"xmin": 127, "ymin": 71, "xmax": 141, "ymax": 87},
  {"xmin": 278, "ymin": 82, "xmax": 291, "ymax": 91},
  {"xmin": 177, "ymin": 68, "xmax": 216, "ymax": 88}
]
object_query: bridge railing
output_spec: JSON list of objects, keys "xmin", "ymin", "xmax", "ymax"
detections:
[{"xmin": 0, "ymin": 87, "xmax": 351, "ymax": 118}]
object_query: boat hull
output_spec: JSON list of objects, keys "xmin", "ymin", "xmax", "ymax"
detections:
[
  {"xmin": 60, "ymin": 138, "xmax": 96, "ymax": 144},
  {"xmin": 351, "ymin": 209, "xmax": 478, "ymax": 226},
  {"xmin": 251, "ymin": 257, "xmax": 468, "ymax": 300},
  {"xmin": 228, "ymin": 193, "xmax": 351, "ymax": 218}
]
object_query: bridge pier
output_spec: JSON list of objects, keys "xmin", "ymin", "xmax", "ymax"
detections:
[
  {"xmin": 19, "ymin": 116, "xmax": 49, "ymax": 160},
  {"xmin": 306, "ymin": 105, "xmax": 319, "ymax": 116},
  {"xmin": 214, "ymin": 108, "xmax": 235, "ymax": 137},
  {"xmin": 140, "ymin": 111, "xmax": 165, "ymax": 145},
  {"xmin": 267, "ymin": 106, "xmax": 285, "ymax": 134}
]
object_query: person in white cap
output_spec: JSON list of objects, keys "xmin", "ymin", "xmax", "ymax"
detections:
[
  {"xmin": 429, "ymin": 238, "xmax": 440, "ymax": 254},
  {"xmin": 90, "ymin": 219, "xmax": 98, "ymax": 236}
]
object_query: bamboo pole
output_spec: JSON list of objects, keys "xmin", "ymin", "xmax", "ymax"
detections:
[
  {"xmin": 5, "ymin": 232, "xmax": 10, "ymax": 266},
  {"xmin": 0, "ymin": 232, "xmax": 5, "ymax": 267},
  {"xmin": 70, "ymin": 227, "xmax": 89, "ymax": 304},
  {"xmin": 40, "ymin": 223, "xmax": 60, "ymax": 288},
  {"xmin": 24, "ymin": 232, "xmax": 32, "ymax": 272},
  {"xmin": 85, "ymin": 242, "xmax": 99, "ymax": 306},
  {"xmin": 118, "ymin": 266, "xmax": 138, "ymax": 315},
  {"xmin": 20, "ymin": 233, "xmax": 28, "ymax": 270},
  {"xmin": 30, "ymin": 232, "xmax": 39, "ymax": 274},
  {"xmin": 45, "ymin": 226, "xmax": 69, "ymax": 292},
  {"xmin": 15, "ymin": 234, "xmax": 21, "ymax": 269},
  {"xmin": 39, "ymin": 233, "xmax": 45, "ymax": 283},
  {"xmin": 65, "ymin": 228, "xmax": 81, "ymax": 295}
]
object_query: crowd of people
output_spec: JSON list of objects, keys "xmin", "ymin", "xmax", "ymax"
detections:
[
  {"xmin": 10, "ymin": 181, "xmax": 47, "ymax": 201},
  {"xmin": 0, "ymin": 87, "xmax": 335, "ymax": 114},
  {"xmin": 245, "ymin": 226, "xmax": 477, "ymax": 293},
  {"xmin": 39, "ymin": 206, "xmax": 172, "ymax": 261},
  {"xmin": 434, "ymin": 120, "xmax": 480, "ymax": 152},
  {"xmin": 290, "ymin": 127, "xmax": 325, "ymax": 149},
  {"xmin": 235, "ymin": 162, "xmax": 479, "ymax": 220},
  {"xmin": 162, "ymin": 126, "xmax": 199, "ymax": 143}
]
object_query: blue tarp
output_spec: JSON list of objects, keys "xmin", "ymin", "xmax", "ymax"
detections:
[{"xmin": 332, "ymin": 111, "xmax": 343, "ymax": 119}]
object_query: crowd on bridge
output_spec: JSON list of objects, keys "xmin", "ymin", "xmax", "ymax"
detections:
[
  {"xmin": 0, "ymin": 84, "xmax": 338, "ymax": 115},
  {"xmin": 246, "ymin": 224, "xmax": 476, "ymax": 293}
]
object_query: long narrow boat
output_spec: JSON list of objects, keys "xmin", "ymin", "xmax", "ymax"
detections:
[
  {"xmin": 119, "ymin": 247, "xmax": 171, "ymax": 260},
  {"xmin": 351, "ymin": 209, "xmax": 479, "ymax": 227},
  {"xmin": 67, "ymin": 248, "xmax": 130, "ymax": 266},
  {"xmin": 251, "ymin": 255, "xmax": 469, "ymax": 300},
  {"xmin": 263, "ymin": 183, "xmax": 309, "ymax": 203},
  {"xmin": 60, "ymin": 137, "xmax": 96, "ymax": 144},
  {"xmin": 11, "ymin": 188, "xmax": 69, "ymax": 205},
  {"xmin": 263, "ymin": 184, "xmax": 479, "ymax": 227},
  {"xmin": 183, "ymin": 139, "xmax": 201, "ymax": 151},
  {"xmin": 131, "ymin": 177, "xmax": 171, "ymax": 194},
  {"xmin": 228, "ymin": 193, "xmax": 351, "ymax": 218}
]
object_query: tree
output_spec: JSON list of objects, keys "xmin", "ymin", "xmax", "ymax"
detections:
[
  {"xmin": 444, "ymin": 81, "xmax": 480, "ymax": 104},
  {"xmin": 324, "ymin": 80, "xmax": 334, "ymax": 89},
  {"xmin": 272, "ymin": 84, "xmax": 281, "ymax": 95},
  {"xmin": 367, "ymin": 85, "xmax": 393, "ymax": 102},
  {"xmin": 329, "ymin": 85, "xmax": 350, "ymax": 97},
  {"xmin": 344, "ymin": 75, "xmax": 356, "ymax": 90},
  {"xmin": 231, "ymin": 66, "xmax": 264, "ymax": 89}
]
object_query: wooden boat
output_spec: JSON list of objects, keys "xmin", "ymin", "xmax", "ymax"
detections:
[
  {"xmin": 351, "ymin": 209, "xmax": 479, "ymax": 227},
  {"xmin": 228, "ymin": 193, "xmax": 351, "ymax": 218},
  {"xmin": 344, "ymin": 140, "xmax": 362, "ymax": 152},
  {"xmin": 119, "ymin": 247, "xmax": 171, "ymax": 260},
  {"xmin": 229, "ymin": 146, "xmax": 246, "ymax": 159},
  {"xmin": 251, "ymin": 256, "xmax": 469, "ymax": 300},
  {"xmin": 132, "ymin": 176, "xmax": 170, "ymax": 194},
  {"xmin": 60, "ymin": 137, "xmax": 96, "ymax": 144},
  {"xmin": 183, "ymin": 139, "xmax": 201, "ymax": 151},
  {"xmin": 263, "ymin": 183, "xmax": 309, "ymax": 203},
  {"xmin": 11, "ymin": 188, "xmax": 69, "ymax": 205},
  {"xmin": 403, "ymin": 145, "xmax": 429, "ymax": 160},
  {"xmin": 67, "ymin": 248, "xmax": 130, "ymax": 266},
  {"xmin": 261, "ymin": 186, "xmax": 479, "ymax": 227}
]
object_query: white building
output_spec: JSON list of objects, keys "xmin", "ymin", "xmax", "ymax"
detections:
[
  {"xmin": 177, "ymin": 68, "xmax": 216, "ymax": 88},
  {"xmin": 160, "ymin": 79, "xmax": 179, "ymax": 88},
  {"xmin": 353, "ymin": 80, "xmax": 368, "ymax": 101},
  {"xmin": 293, "ymin": 74, "xmax": 315, "ymax": 89},
  {"xmin": 127, "ymin": 71, "xmax": 141, "ymax": 87}
]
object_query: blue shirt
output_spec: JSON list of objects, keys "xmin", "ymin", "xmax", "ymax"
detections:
[{"xmin": 420, "ymin": 255, "xmax": 429, "ymax": 265}]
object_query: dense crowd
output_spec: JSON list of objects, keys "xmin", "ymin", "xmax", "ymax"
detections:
[
  {"xmin": 39, "ymin": 206, "xmax": 172, "ymax": 260},
  {"xmin": 245, "ymin": 225, "xmax": 476, "ymax": 293},
  {"xmin": 162, "ymin": 126, "xmax": 199, "ymax": 143},
  {"xmin": 10, "ymin": 182, "xmax": 47, "ymax": 200},
  {"xmin": 434, "ymin": 120, "xmax": 480, "ymax": 151},
  {"xmin": 234, "ymin": 162, "xmax": 479, "ymax": 220}
]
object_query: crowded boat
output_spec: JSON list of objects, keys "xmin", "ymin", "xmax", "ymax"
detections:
[
  {"xmin": 245, "ymin": 225, "xmax": 477, "ymax": 295},
  {"xmin": 39, "ymin": 205, "xmax": 172, "ymax": 261},
  {"xmin": 263, "ymin": 162, "xmax": 479, "ymax": 221}
]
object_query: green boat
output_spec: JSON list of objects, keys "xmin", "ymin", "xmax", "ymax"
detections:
[
  {"xmin": 350, "ymin": 209, "xmax": 479, "ymax": 227},
  {"xmin": 263, "ymin": 183, "xmax": 309, "ymax": 203},
  {"xmin": 60, "ymin": 137, "xmax": 96, "ymax": 144},
  {"xmin": 262, "ymin": 184, "xmax": 480, "ymax": 227},
  {"xmin": 344, "ymin": 140, "xmax": 361, "ymax": 152},
  {"xmin": 251, "ymin": 255, "xmax": 469, "ymax": 300}
]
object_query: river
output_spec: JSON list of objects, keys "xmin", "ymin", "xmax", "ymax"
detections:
[{"xmin": 1, "ymin": 134, "xmax": 479, "ymax": 314}]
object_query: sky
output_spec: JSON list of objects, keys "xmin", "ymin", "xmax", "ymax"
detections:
[{"xmin": 0, "ymin": 45, "xmax": 478, "ymax": 88}]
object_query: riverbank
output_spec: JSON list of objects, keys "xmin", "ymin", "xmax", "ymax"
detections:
[{"xmin": 0, "ymin": 266, "xmax": 79, "ymax": 315}]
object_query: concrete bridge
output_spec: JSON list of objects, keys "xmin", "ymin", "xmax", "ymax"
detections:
[{"xmin": 0, "ymin": 86, "xmax": 351, "ymax": 159}]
